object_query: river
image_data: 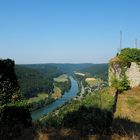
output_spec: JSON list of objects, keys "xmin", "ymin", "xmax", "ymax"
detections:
[{"xmin": 31, "ymin": 76, "xmax": 78, "ymax": 120}]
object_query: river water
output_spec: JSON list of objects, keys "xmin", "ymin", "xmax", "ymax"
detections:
[{"xmin": 31, "ymin": 76, "xmax": 78, "ymax": 120}]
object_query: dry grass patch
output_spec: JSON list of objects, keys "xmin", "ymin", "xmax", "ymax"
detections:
[
  {"xmin": 114, "ymin": 87, "xmax": 140, "ymax": 122},
  {"xmin": 51, "ymin": 86, "xmax": 61, "ymax": 100},
  {"xmin": 54, "ymin": 74, "xmax": 68, "ymax": 82},
  {"xmin": 85, "ymin": 78, "xmax": 98, "ymax": 86},
  {"xmin": 112, "ymin": 87, "xmax": 140, "ymax": 138}
]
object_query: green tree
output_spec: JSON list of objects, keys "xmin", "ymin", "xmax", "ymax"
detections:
[{"xmin": 0, "ymin": 59, "xmax": 21, "ymax": 106}]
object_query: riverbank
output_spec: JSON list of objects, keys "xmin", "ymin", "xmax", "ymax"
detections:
[
  {"xmin": 31, "ymin": 76, "xmax": 78, "ymax": 120},
  {"xmin": 26, "ymin": 74, "xmax": 71, "ymax": 112}
]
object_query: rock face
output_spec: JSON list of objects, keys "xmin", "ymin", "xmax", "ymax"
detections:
[
  {"xmin": 109, "ymin": 62, "xmax": 140, "ymax": 88},
  {"xmin": 126, "ymin": 62, "xmax": 140, "ymax": 87}
]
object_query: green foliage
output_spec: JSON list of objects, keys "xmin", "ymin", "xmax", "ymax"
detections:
[
  {"xmin": 0, "ymin": 59, "xmax": 32, "ymax": 139},
  {"xmin": 0, "ymin": 80, "xmax": 22, "ymax": 105},
  {"xmin": 118, "ymin": 76, "xmax": 130, "ymax": 92},
  {"xmin": 0, "ymin": 59, "xmax": 21, "ymax": 106},
  {"xmin": 27, "ymin": 94, "xmax": 54, "ymax": 111},
  {"xmin": 73, "ymin": 74, "xmax": 86, "ymax": 95},
  {"xmin": 41, "ymin": 89, "xmax": 114, "ymax": 132},
  {"xmin": 15, "ymin": 65, "xmax": 54, "ymax": 98},
  {"xmin": 22, "ymin": 64, "xmax": 63, "ymax": 77},
  {"xmin": 119, "ymin": 48, "xmax": 140, "ymax": 63},
  {"xmin": 54, "ymin": 75, "xmax": 71, "ymax": 94},
  {"xmin": 111, "ymin": 74, "xmax": 129, "ymax": 92}
]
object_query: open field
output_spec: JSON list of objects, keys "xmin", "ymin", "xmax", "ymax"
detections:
[
  {"xmin": 114, "ymin": 87, "xmax": 140, "ymax": 122},
  {"xmin": 112, "ymin": 87, "xmax": 140, "ymax": 138},
  {"xmin": 28, "ymin": 93, "xmax": 48, "ymax": 104},
  {"xmin": 54, "ymin": 74, "xmax": 68, "ymax": 82},
  {"xmin": 85, "ymin": 78, "xmax": 102, "ymax": 87},
  {"xmin": 51, "ymin": 86, "xmax": 62, "ymax": 99}
]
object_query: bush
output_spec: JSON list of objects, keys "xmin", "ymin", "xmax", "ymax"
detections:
[
  {"xmin": 119, "ymin": 48, "xmax": 140, "ymax": 64},
  {"xmin": 111, "ymin": 74, "xmax": 129, "ymax": 92}
]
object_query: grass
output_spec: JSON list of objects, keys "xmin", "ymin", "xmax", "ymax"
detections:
[
  {"xmin": 54, "ymin": 74, "xmax": 68, "ymax": 82},
  {"xmin": 112, "ymin": 87, "xmax": 140, "ymax": 139},
  {"xmin": 40, "ymin": 88, "xmax": 114, "ymax": 129},
  {"xmin": 85, "ymin": 78, "xmax": 102, "ymax": 87},
  {"xmin": 27, "ymin": 93, "xmax": 48, "ymax": 104},
  {"xmin": 114, "ymin": 87, "xmax": 140, "ymax": 122}
]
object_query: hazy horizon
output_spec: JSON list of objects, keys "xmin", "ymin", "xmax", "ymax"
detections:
[
  {"xmin": 1, "ymin": 0, "xmax": 140, "ymax": 64},
  {"xmin": 16, "ymin": 62, "xmax": 108, "ymax": 65}
]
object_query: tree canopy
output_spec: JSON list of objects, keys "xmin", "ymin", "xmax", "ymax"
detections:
[{"xmin": 118, "ymin": 48, "xmax": 140, "ymax": 63}]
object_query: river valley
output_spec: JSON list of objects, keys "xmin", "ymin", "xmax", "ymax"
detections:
[{"xmin": 31, "ymin": 76, "xmax": 78, "ymax": 120}]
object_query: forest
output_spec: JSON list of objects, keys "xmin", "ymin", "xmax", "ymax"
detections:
[
  {"xmin": 15, "ymin": 65, "xmax": 55, "ymax": 98},
  {"xmin": 15, "ymin": 63, "xmax": 108, "ymax": 99}
]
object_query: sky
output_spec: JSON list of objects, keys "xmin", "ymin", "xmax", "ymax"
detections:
[{"xmin": 0, "ymin": 0, "xmax": 140, "ymax": 64}]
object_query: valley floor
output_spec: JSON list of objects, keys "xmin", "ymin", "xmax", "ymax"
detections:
[
  {"xmin": 10, "ymin": 87, "xmax": 140, "ymax": 140},
  {"xmin": 34, "ymin": 87, "xmax": 140, "ymax": 140}
]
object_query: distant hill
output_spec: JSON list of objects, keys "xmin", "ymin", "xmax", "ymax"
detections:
[
  {"xmin": 20, "ymin": 63, "xmax": 108, "ymax": 81},
  {"xmin": 22, "ymin": 64, "xmax": 63, "ymax": 77},
  {"xmin": 23, "ymin": 63, "xmax": 93, "ymax": 74},
  {"xmin": 79, "ymin": 64, "xmax": 108, "ymax": 81}
]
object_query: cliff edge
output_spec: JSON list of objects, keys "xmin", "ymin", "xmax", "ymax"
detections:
[{"xmin": 109, "ymin": 48, "xmax": 140, "ymax": 90}]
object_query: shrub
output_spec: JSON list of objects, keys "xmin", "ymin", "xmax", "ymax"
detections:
[
  {"xmin": 111, "ymin": 74, "xmax": 129, "ymax": 92},
  {"xmin": 119, "ymin": 48, "xmax": 140, "ymax": 64}
]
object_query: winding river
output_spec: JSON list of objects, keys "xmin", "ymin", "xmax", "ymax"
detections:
[{"xmin": 31, "ymin": 76, "xmax": 78, "ymax": 120}]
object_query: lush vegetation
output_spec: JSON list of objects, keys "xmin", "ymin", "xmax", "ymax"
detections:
[
  {"xmin": 23, "ymin": 64, "xmax": 63, "ymax": 78},
  {"xmin": 54, "ymin": 74, "xmax": 71, "ymax": 94},
  {"xmin": 0, "ymin": 59, "xmax": 21, "ymax": 106},
  {"xmin": 110, "ymin": 74, "xmax": 130, "ymax": 93},
  {"xmin": 110, "ymin": 48, "xmax": 140, "ymax": 68},
  {"xmin": 0, "ymin": 59, "xmax": 32, "ymax": 139},
  {"xmin": 46, "ymin": 63, "xmax": 93, "ymax": 74},
  {"xmin": 1, "ymin": 59, "xmax": 139, "ymax": 139},
  {"xmin": 73, "ymin": 73, "xmax": 87, "ymax": 95},
  {"xmin": 27, "ymin": 93, "xmax": 54, "ymax": 111},
  {"xmin": 15, "ymin": 65, "xmax": 54, "ymax": 98},
  {"xmin": 41, "ymin": 88, "xmax": 114, "ymax": 133},
  {"xmin": 118, "ymin": 48, "xmax": 140, "ymax": 64},
  {"xmin": 109, "ymin": 48, "xmax": 140, "ymax": 92},
  {"xmin": 24, "ymin": 63, "xmax": 108, "ymax": 79}
]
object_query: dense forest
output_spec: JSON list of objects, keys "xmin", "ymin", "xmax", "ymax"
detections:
[
  {"xmin": 22, "ymin": 64, "xmax": 63, "ymax": 77},
  {"xmin": 15, "ymin": 65, "xmax": 54, "ymax": 98},
  {"xmin": 23, "ymin": 63, "xmax": 108, "ymax": 80}
]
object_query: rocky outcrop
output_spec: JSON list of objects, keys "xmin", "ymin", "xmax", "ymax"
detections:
[
  {"xmin": 126, "ymin": 62, "xmax": 140, "ymax": 87},
  {"xmin": 109, "ymin": 61, "xmax": 140, "ymax": 88}
]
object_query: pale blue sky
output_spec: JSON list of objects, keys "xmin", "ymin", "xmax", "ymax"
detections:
[{"xmin": 0, "ymin": 0, "xmax": 140, "ymax": 64}]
